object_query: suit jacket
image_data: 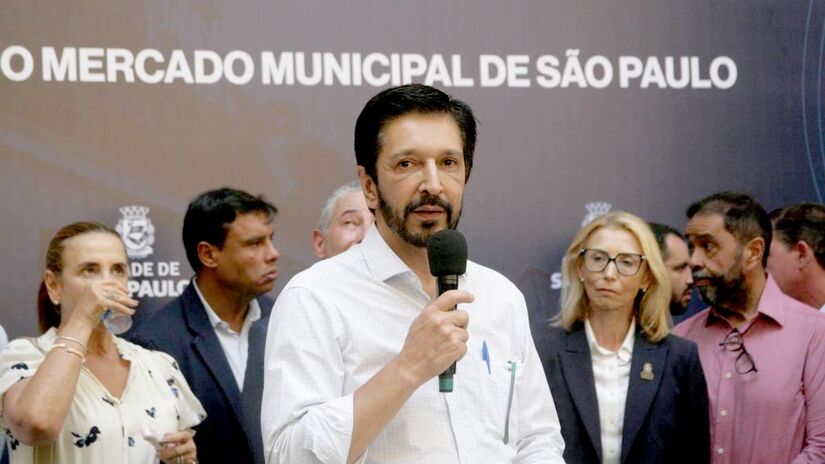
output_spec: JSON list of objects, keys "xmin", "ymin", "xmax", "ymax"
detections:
[
  {"xmin": 538, "ymin": 324, "xmax": 710, "ymax": 464},
  {"xmin": 127, "ymin": 281, "xmax": 273, "ymax": 464}
]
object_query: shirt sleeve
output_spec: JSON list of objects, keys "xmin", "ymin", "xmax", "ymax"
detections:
[
  {"xmin": 0, "ymin": 337, "xmax": 44, "ymax": 420},
  {"xmin": 261, "ymin": 286, "xmax": 357, "ymax": 464},
  {"xmin": 512, "ymin": 292, "xmax": 566, "ymax": 463},
  {"xmin": 792, "ymin": 324, "xmax": 825, "ymax": 464},
  {"xmin": 153, "ymin": 351, "xmax": 207, "ymax": 431}
]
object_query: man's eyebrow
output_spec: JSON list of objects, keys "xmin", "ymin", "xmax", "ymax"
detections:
[
  {"xmin": 386, "ymin": 149, "xmax": 416, "ymax": 161},
  {"xmin": 339, "ymin": 208, "xmax": 364, "ymax": 217},
  {"xmin": 242, "ymin": 234, "xmax": 268, "ymax": 244},
  {"xmin": 686, "ymin": 233, "xmax": 715, "ymax": 241}
]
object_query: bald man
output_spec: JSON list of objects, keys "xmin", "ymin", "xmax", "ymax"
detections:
[{"xmin": 312, "ymin": 181, "xmax": 374, "ymax": 259}]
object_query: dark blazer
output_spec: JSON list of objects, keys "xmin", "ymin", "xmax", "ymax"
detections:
[
  {"xmin": 127, "ymin": 281, "xmax": 273, "ymax": 464},
  {"xmin": 538, "ymin": 324, "xmax": 710, "ymax": 464}
]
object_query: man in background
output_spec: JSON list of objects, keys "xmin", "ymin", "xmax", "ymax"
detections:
[
  {"xmin": 674, "ymin": 191, "xmax": 825, "ymax": 463},
  {"xmin": 312, "ymin": 181, "xmax": 373, "ymax": 259},
  {"xmin": 129, "ymin": 188, "xmax": 279, "ymax": 464},
  {"xmin": 650, "ymin": 222, "xmax": 696, "ymax": 320},
  {"xmin": 768, "ymin": 203, "xmax": 825, "ymax": 312}
]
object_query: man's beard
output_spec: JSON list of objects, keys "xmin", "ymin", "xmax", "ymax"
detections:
[
  {"xmin": 692, "ymin": 249, "xmax": 749, "ymax": 311},
  {"xmin": 377, "ymin": 188, "xmax": 461, "ymax": 248}
]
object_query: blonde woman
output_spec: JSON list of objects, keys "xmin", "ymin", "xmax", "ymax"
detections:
[{"xmin": 538, "ymin": 211, "xmax": 709, "ymax": 464}]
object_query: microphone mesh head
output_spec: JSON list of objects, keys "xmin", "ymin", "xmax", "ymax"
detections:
[{"xmin": 427, "ymin": 229, "xmax": 468, "ymax": 276}]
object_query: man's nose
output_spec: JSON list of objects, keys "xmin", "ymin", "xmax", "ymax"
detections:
[
  {"xmin": 688, "ymin": 248, "xmax": 704, "ymax": 270},
  {"xmin": 419, "ymin": 160, "xmax": 444, "ymax": 196},
  {"xmin": 266, "ymin": 241, "xmax": 280, "ymax": 262}
]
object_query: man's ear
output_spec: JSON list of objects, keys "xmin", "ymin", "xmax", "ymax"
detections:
[
  {"xmin": 196, "ymin": 241, "xmax": 220, "ymax": 270},
  {"xmin": 312, "ymin": 229, "xmax": 326, "ymax": 259},
  {"xmin": 795, "ymin": 241, "xmax": 813, "ymax": 269},
  {"xmin": 743, "ymin": 237, "xmax": 766, "ymax": 272},
  {"xmin": 357, "ymin": 166, "xmax": 379, "ymax": 210}
]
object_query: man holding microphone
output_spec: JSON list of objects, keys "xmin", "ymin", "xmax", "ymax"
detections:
[{"xmin": 261, "ymin": 84, "xmax": 564, "ymax": 463}]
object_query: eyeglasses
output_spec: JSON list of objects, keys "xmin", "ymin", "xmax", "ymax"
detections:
[
  {"xmin": 579, "ymin": 249, "xmax": 646, "ymax": 276},
  {"xmin": 718, "ymin": 328, "xmax": 758, "ymax": 375}
]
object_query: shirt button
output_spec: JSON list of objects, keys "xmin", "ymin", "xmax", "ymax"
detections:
[
  {"xmin": 724, "ymin": 371, "xmax": 732, "ymax": 379},
  {"xmin": 717, "ymin": 448, "xmax": 725, "ymax": 455},
  {"xmin": 720, "ymin": 410, "xmax": 728, "ymax": 417}
]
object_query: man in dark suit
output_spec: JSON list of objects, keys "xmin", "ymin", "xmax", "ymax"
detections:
[{"xmin": 129, "ymin": 188, "xmax": 279, "ymax": 464}]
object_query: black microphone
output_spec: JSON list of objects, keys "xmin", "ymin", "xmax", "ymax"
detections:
[{"xmin": 427, "ymin": 229, "xmax": 468, "ymax": 393}]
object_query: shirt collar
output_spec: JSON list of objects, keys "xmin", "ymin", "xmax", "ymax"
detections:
[
  {"xmin": 584, "ymin": 317, "xmax": 635, "ymax": 362},
  {"xmin": 359, "ymin": 224, "xmax": 470, "ymax": 283},
  {"xmin": 705, "ymin": 274, "xmax": 785, "ymax": 328},
  {"xmin": 192, "ymin": 278, "xmax": 261, "ymax": 330}
]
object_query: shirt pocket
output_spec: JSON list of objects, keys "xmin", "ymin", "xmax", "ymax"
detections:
[{"xmin": 472, "ymin": 359, "xmax": 520, "ymax": 445}]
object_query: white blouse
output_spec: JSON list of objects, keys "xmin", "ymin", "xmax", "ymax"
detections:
[
  {"xmin": 584, "ymin": 319, "xmax": 635, "ymax": 464},
  {"xmin": 0, "ymin": 328, "xmax": 206, "ymax": 464}
]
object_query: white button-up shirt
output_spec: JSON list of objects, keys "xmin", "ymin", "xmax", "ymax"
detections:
[
  {"xmin": 262, "ymin": 226, "xmax": 565, "ymax": 463},
  {"xmin": 192, "ymin": 279, "xmax": 261, "ymax": 391},
  {"xmin": 584, "ymin": 319, "xmax": 635, "ymax": 464}
]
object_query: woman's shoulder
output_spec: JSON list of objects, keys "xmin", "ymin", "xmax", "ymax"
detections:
[{"xmin": 115, "ymin": 336, "xmax": 179, "ymax": 369}]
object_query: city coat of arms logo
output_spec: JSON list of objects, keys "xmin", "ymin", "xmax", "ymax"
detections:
[
  {"xmin": 116, "ymin": 206, "xmax": 155, "ymax": 259},
  {"xmin": 581, "ymin": 202, "xmax": 612, "ymax": 227}
]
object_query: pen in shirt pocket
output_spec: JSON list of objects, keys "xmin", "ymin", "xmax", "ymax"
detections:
[
  {"xmin": 482, "ymin": 340, "xmax": 491, "ymax": 374},
  {"xmin": 504, "ymin": 360, "xmax": 517, "ymax": 444}
]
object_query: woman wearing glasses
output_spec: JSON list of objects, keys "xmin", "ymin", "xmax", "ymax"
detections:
[{"xmin": 538, "ymin": 211, "xmax": 710, "ymax": 464}]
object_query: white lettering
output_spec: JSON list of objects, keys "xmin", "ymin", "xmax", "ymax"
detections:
[
  {"xmin": 42, "ymin": 47, "xmax": 76, "ymax": 82},
  {"xmin": 224, "ymin": 50, "xmax": 254, "ymax": 85},
  {"xmin": 106, "ymin": 48, "xmax": 135, "ymax": 83},
  {"xmin": 618, "ymin": 56, "xmax": 643, "ymax": 88},
  {"xmin": 261, "ymin": 51, "xmax": 295, "ymax": 85},
  {"xmin": 535, "ymin": 55, "xmax": 561, "ymax": 88},
  {"xmin": 479, "ymin": 54, "xmax": 507, "ymax": 87},
  {"xmin": 709, "ymin": 56, "xmax": 737, "ymax": 89}
]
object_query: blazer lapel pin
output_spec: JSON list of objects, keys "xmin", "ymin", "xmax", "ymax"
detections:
[{"xmin": 641, "ymin": 362, "xmax": 654, "ymax": 381}]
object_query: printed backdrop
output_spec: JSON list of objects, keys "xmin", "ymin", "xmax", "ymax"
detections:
[{"xmin": 1, "ymin": 1, "xmax": 823, "ymax": 339}]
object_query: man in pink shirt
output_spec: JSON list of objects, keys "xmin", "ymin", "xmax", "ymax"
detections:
[
  {"xmin": 768, "ymin": 203, "xmax": 825, "ymax": 312},
  {"xmin": 673, "ymin": 191, "xmax": 825, "ymax": 464}
]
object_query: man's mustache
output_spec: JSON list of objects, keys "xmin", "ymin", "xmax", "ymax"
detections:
[
  {"xmin": 404, "ymin": 194, "xmax": 453, "ymax": 218},
  {"xmin": 692, "ymin": 270, "xmax": 713, "ymax": 281}
]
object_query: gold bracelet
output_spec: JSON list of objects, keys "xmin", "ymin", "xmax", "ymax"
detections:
[
  {"xmin": 55, "ymin": 335, "xmax": 88, "ymax": 352},
  {"xmin": 50, "ymin": 343, "xmax": 86, "ymax": 363}
]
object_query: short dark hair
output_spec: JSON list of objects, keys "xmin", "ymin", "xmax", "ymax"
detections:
[
  {"xmin": 183, "ymin": 188, "xmax": 278, "ymax": 272},
  {"xmin": 649, "ymin": 222, "xmax": 685, "ymax": 261},
  {"xmin": 354, "ymin": 84, "xmax": 477, "ymax": 183},
  {"xmin": 686, "ymin": 191, "xmax": 772, "ymax": 267},
  {"xmin": 770, "ymin": 203, "xmax": 825, "ymax": 269}
]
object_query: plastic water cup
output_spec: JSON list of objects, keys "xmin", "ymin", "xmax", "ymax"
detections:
[{"xmin": 102, "ymin": 309, "xmax": 132, "ymax": 335}]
